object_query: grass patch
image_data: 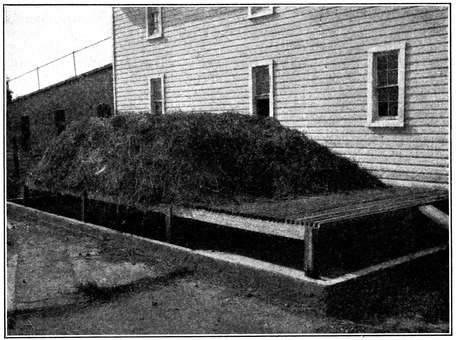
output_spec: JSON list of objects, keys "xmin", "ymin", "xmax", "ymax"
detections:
[{"xmin": 28, "ymin": 112, "xmax": 383, "ymax": 207}]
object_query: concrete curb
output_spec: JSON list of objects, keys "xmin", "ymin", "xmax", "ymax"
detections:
[{"xmin": 7, "ymin": 201, "xmax": 447, "ymax": 316}]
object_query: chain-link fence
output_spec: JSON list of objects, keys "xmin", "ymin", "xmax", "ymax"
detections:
[{"xmin": 8, "ymin": 37, "xmax": 112, "ymax": 98}]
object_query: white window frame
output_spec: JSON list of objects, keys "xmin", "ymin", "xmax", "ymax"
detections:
[
  {"xmin": 145, "ymin": 7, "xmax": 163, "ymax": 40},
  {"xmin": 249, "ymin": 60, "xmax": 274, "ymax": 118},
  {"xmin": 149, "ymin": 74, "xmax": 165, "ymax": 115},
  {"xmin": 367, "ymin": 41, "xmax": 406, "ymax": 128},
  {"xmin": 247, "ymin": 6, "xmax": 274, "ymax": 19}
]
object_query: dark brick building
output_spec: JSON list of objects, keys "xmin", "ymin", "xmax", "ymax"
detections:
[{"xmin": 7, "ymin": 64, "xmax": 113, "ymax": 197}]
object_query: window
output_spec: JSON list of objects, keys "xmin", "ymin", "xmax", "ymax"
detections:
[
  {"xmin": 248, "ymin": 6, "xmax": 274, "ymax": 18},
  {"xmin": 96, "ymin": 103, "xmax": 112, "ymax": 118},
  {"xmin": 249, "ymin": 60, "xmax": 274, "ymax": 117},
  {"xmin": 149, "ymin": 75, "xmax": 165, "ymax": 115},
  {"xmin": 20, "ymin": 115, "xmax": 30, "ymax": 150},
  {"xmin": 367, "ymin": 42, "xmax": 406, "ymax": 127},
  {"xmin": 54, "ymin": 109, "xmax": 66, "ymax": 135},
  {"xmin": 146, "ymin": 7, "xmax": 162, "ymax": 39}
]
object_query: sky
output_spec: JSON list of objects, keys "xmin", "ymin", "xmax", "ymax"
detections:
[{"xmin": 5, "ymin": 6, "xmax": 113, "ymax": 97}]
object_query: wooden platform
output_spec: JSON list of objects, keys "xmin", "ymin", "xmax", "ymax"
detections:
[
  {"xmin": 151, "ymin": 187, "xmax": 448, "ymax": 277},
  {"xmin": 22, "ymin": 185, "xmax": 448, "ymax": 278}
]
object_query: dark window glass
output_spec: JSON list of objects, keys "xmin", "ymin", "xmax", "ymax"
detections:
[
  {"xmin": 387, "ymin": 52, "xmax": 398, "ymax": 69},
  {"xmin": 250, "ymin": 7, "xmax": 271, "ymax": 15},
  {"xmin": 96, "ymin": 103, "xmax": 112, "ymax": 118},
  {"xmin": 20, "ymin": 115, "xmax": 30, "ymax": 150},
  {"xmin": 377, "ymin": 70, "xmax": 387, "ymax": 87},
  {"xmin": 54, "ymin": 109, "xmax": 66, "ymax": 135},
  {"xmin": 388, "ymin": 86, "xmax": 398, "ymax": 102},
  {"xmin": 256, "ymin": 98, "xmax": 270, "ymax": 117},
  {"xmin": 151, "ymin": 79, "xmax": 162, "ymax": 99},
  {"xmin": 378, "ymin": 102, "xmax": 389, "ymax": 117},
  {"xmin": 375, "ymin": 50, "xmax": 399, "ymax": 117},
  {"xmin": 150, "ymin": 78, "xmax": 163, "ymax": 115},
  {"xmin": 388, "ymin": 102, "xmax": 398, "ymax": 116},
  {"xmin": 388, "ymin": 70, "xmax": 398, "ymax": 85},
  {"xmin": 378, "ymin": 88, "xmax": 388, "ymax": 102},
  {"xmin": 253, "ymin": 65, "xmax": 270, "ymax": 117},
  {"xmin": 153, "ymin": 102, "xmax": 162, "ymax": 115},
  {"xmin": 254, "ymin": 66, "xmax": 269, "ymax": 96},
  {"xmin": 147, "ymin": 8, "xmax": 159, "ymax": 36}
]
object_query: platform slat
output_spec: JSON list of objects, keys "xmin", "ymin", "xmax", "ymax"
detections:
[
  {"xmin": 294, "ymin": 191, "xmax": 445, "ymax": 222},
  {"xmin": 297, "ymin": 193, "xmax": 448, "ymax": 224}
]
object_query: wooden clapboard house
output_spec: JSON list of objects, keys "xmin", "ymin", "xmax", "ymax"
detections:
[{"xmin": 112, "ymin": 5, "xmax": 449, "ymax": 189}]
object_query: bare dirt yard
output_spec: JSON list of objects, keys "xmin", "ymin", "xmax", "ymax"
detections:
[{"xmin": 7, "ymin": 216, "xmax": 449, "ymax": 335}]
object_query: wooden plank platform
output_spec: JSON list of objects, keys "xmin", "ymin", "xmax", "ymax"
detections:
[
  {"xmin": 22, "ymin": 185, "xmax": 448, "ymax": 278},
  {"xmin": 151, "ymin": 187, "xmax": 447, "ymax": 278},
  {"xmin": 190, "ymin": 187, "xmax": 448, "ymax": 224}
]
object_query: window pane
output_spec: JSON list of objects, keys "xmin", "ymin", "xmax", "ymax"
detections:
[
  {"xmin": 387, "ymin": 70, "xmax": 398, "ymax": 85},
  {"xmin": 54, "ymin": 109, "xmax": 66, "ymax": 135},
  {"xmin": 387, "ymin": 50, "xmax": 399, "ymax": 69},
  {"xmin": 153, "ymin": 101, "xmax": 162, "ymax": 115},
  {"xmin": 376, "ymin": 54, "xmax": 388, "ymax": 70},
  {"xmin": 388, "ymin": 86, "xmax": 398, "ymax": 102},
  {"xmin": 378, "ymin": 102, "xmax": 389, "ymax": 117},
  {"xmin": 96, "ymin": 103, "xmax": 112, "ymax": 118},
  {"xmin": 377, "ymin": 69, "xmax": 387, "ymax": 86},
  {"xmin": 376, "ymin": 50, "xmax": 399, "ymax": 87},
  {"xmin": 250, "ymin": 7, "xmax": 269, "ymax": 15},
  {"xmin": 151, "ymin": 78, "xmax": 162, "ymax": 99},
  {"xmin": 378, "ymin": 87, "xmax": 388, "ymax": 102},
  {"xmin": 388, "ymin": 102, "xmax": 398, "ymax": 116},
  {"xmin": 256, "ymin": 98, "xmax": 269, "ymax": 117},
  {"xmin": 253, "ymin": 65, "xmax": 269, "ymax": 96},
  {"xmin": 147, "ymin": 8, "xmax": 158, "ymax": 35}
]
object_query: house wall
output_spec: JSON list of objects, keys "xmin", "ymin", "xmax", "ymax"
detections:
[
  {"xmin": 7, "ymin": 64, "xmax": 113, "ymax": 190},
  {"xmin": 113, "ymin": 6, "xmax": 449, "ymax": 188}
]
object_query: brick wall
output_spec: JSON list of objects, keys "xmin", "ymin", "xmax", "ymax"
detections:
[{"xmin": 7, "ymin": 64, "xmax": 113, "ymax": 196}]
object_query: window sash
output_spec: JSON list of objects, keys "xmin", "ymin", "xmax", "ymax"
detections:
[
  {"xmin": 149, "ymin": 76, "xmax": 164, "ymax": 115},
  {"xmin": 249, "ymin": 60, "xmax": 274, "ymax": 117},
  {"xmin": 248, "ymin": 6, "xmax": 274, "ymax": 18},
  {"xmin": 367, "ymin": 42, "xmax": 406, "ymax": 127},
  {"xmin": 145, "ymin": 7, "xmax": 162, "ymax": 39}
]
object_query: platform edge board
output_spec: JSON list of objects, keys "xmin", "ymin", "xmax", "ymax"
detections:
[{"xmin": 170, "ymin": 206, "xmax": 306, "ymax": 240}]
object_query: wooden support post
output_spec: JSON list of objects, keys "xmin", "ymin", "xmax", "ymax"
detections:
[
  {"xmin": 81, "ymin": 191, "xmax": 88, "ymax": 222},
  {"xmin": 419, "ymin": 205, "xmax": 449, "ymax": 230},
  {"xmin": 165, "ymin": 205, "xmax": 173, "ymax": 242},
  {"xmin": 303, "ymin": 224, "xmax": 320, "ymax": 278}
]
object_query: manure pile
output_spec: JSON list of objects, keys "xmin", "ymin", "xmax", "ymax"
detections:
[{"xmin": 28, "ymin": 112, "xmax": 383, "ymax": 207}]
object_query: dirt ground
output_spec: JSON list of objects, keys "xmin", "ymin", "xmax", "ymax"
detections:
[{"xmin": 6, "ymin": 216, "xmax": 449, "ymax": 335}]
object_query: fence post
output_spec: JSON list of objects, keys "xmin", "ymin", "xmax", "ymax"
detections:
[
  {"xmin": 36, "ymin": 67, "xmax": 40, "ymax": 89},
  {"xmin": 72, "ymin": 51, "xmax": 77, "ymax": 76}
]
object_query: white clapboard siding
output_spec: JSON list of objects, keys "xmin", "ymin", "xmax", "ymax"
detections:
[{"xmin": 113, "ymin": 5, "xmax": 449, "ymax": 187}]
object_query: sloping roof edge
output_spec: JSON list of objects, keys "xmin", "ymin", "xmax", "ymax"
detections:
[{"xmin": 11, "ymin": 63, "xmax": 112, "ymax": 103}]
